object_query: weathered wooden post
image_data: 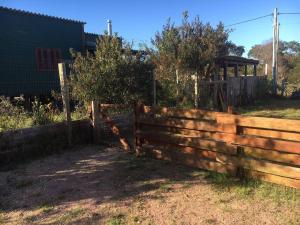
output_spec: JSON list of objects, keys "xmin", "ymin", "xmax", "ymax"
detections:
[
  {"xmin": 224, "ymin": 63, "xmax": 228, "ymax": 80},
  {"xmin": 234, "ymin": 64, "xmax": 239, "ymax": 77},
  {"xmin": 191, "ymin": 74, "xmax": 198, "ymax": 108},
  {"xmin": 254, "ymin": 64, "xmax": 257, "ymax": 76},
  {"xmin": 227, "ymin": 105, "xmax": 233, "ymax": 114},
  {"xmin": 58, "ymin": 63, "xmax": 72, "ymax": 146},
  {"xmin": 134, "ymin": 101, "xmax": 143, "ymax": 156},
  {"xmin": 91, "ymin": 100, "xmax": 101, "ymax": 144}
]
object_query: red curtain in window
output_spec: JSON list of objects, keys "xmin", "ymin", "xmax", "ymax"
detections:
[{"xmin": 36, "ymin": 48, "xmax": 62, "ymax": 71}]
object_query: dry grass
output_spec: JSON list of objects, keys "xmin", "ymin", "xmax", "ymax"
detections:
[
  {"xmin": 237, "ymin": 98, "xmax": 300, "ymax": 119},
  {"xmin": 0, "ymin": 146, "xmax": 299, "ymax": 225}
]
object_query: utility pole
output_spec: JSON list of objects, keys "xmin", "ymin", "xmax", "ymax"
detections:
[
  {"xmin": 272, "ymin": 8, "xmax": 278, "ymax": 95},
  {"xmin": 107, "ymin": 20, "xmax": 112, "ymax": 36}
]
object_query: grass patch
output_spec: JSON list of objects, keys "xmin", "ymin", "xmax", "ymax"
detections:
[
  {"xmin": 107, "ymin": 214, "xmax": 125, "ymax": 225},
  {"xmin": 158, "ymin": 181, "xmax": 173, "ymax": 193},
  {"xmin": 237, "ymin": 98, "xmax": 300, "ymax": 119},
  {"xmin": 38, "ymin": 202, "xmax": 54, "ymax": 213},
  {"xmin": 206, "ymin": 171, "xmax": 300, "ymax": 202},
  {"xmin": 56, "ymin": 208, "xmax": 84, "ymax": 224},
  {"xmin": 25, "ymin": 215, "xmax": 39, "ymax": 223}
]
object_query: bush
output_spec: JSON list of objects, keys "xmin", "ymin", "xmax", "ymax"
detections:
[
  {"xmin": 31, "ymin": 98, "xmax": 53, "ymax": 126},
  {"xmin": 70, "ymin": 34, "xmax": 153, "ymax": 105},
  {"xmin": 0, "ymin": 96, "xmax": 30, "ymax": 132}
]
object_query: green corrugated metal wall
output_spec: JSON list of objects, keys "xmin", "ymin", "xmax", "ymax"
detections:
[{"xmin": 0, "ymin": 8, "xmax": 83, "ymax": 96}]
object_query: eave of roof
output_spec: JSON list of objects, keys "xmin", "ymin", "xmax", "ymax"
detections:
[
  {"xmin": 216, "ymin": 55, "xmax": 259, "ymax": 65},
  {"xmin": 85, "ymin": 32, "xmax": 102, "ymax": 37},
  {"xmin": 0, "ymin": 6, "xmax": 86, "ymax": 24}
]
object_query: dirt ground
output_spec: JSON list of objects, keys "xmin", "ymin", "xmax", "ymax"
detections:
[{"xmin": 0, "ymin": 145, "xmax": 299, "ymax": 225}]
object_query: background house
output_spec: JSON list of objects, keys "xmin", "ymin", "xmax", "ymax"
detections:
[{"xmin": 0, "ymin": 6, "xmax": 101, "ymax": 97}]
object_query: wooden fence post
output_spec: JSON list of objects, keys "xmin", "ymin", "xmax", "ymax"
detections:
[
  {"xmin": 227, "ymin": 108, "xmax": 245, "ymax": 180},
  {"xmin": 134, "ymin": 101, "xmax": 143, "ymax": 156},
  {"xmin": 58, "ymin": 63, "xmax": 72, "ymax": 146},
  {"xmin": 227, "ymin": 105, "xmax": 233, "ymax": 114},
  {"xmin": 92, "ymin": 100, "xmax": 101, "ymax": 144},
  {"xmin": 191, "ymin": 74, "xmax": 198, "ymax": 108}
]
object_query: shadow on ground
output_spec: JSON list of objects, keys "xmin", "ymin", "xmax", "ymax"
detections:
[{"xmin": 0, "ymin": 145, "xmax": 211, "ymax": 213}]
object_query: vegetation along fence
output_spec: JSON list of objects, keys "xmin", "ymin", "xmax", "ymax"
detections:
[
  {"xmin": 0, "ymin": 119, "xmax": 92, "ymax": 164},
  {"xmin": 134, "ymin": 104, "xmax": 300, "ymax": 189}
]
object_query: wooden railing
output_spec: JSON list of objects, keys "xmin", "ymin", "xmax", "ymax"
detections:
[
  {"xmin": 89, "ymin": 103, "xmax": 132, "ymax": 151},
  {"xmin": 134, "ymin": 103, "xmax": 300, "ymax": 189}
]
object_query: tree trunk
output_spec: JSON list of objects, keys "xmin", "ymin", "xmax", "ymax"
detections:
[
  {"xmin": 176, "ymin": 69, "xmax": 179, "ymax": 105},
  {"xmin": 194, "ymin": 72, "xmax": 199, "ymax": 108}
]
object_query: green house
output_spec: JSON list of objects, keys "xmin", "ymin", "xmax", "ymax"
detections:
[{"xmin": 0, "ymin": 6, "xmax": 88, "ymax": 96}]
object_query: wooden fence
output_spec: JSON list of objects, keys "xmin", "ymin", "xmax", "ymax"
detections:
[
  {"xmin": 134, "ymin": 104, "xmax": 300, "ymax": 189},
  {"xmin": 199, "ymin": 75, "xmax": 268, "ymax": 109}
]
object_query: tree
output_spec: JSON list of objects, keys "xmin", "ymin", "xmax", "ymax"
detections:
[
  {"xmin": 151, "ymin": 11, "xmax": 241, "ymax": 106},
  {"xmin": 70, "ymin": 34, "xmax": 152, "ymax": 104},
  {"xmin": 150, "ymin": 18, "xmax": 181, "ymax": 102},
  {"xmin": 248, "ymin": 40, "xmax": 300, "ymax": 80},
  {"xmin": 228, "ymin": 44, "xmax": 245, "ymax": 57},
  {"xmin": 287, "ymin": 57, "xmax": 300, "ymax": 85},
  {"xmin": 283, "ymin": 41, "xmax": 300, "ymax": 56}
]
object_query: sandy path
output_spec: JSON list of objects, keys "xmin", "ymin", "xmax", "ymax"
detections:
[{"xmin": 0, "ymin": 145, "xmax": 299, "ymax": 225}]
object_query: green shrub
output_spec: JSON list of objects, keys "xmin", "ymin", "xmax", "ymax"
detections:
[
  {"xmin": 31, "ymin": 98, "xmax": 52, "ymax": 126},
  {"xmin": 0, "ymin": 96, "xmax": 31, "ymax": 132}
]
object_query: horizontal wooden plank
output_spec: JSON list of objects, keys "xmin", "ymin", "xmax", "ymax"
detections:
[
  {"xmin": 143, "ymin": 105, "xmax": 300, "ymax": 132},
  {"xmin": 246, "ymin": 170, "xmax": 300, "ymax": 189},
  {"xmin": 216, "ymin": 114, "xmax": 300, "ymax": 133},
  {"xmin": 240, "ymin": 158, "xmax": 300, "ymax": 180},
  {"xmin": 211, "ymin": 153, "xmax": 300, "ymax": 180},
  {"xmin": 144, "ymin": 139, "xmax": 218, "ymax": 161},
  {"xmin": 140, "ymin": 124, "xmax": 235, "ymax": 143},
  {"xmin": 144, "ymin": 139, "xmax": 239, "ymax": 168},
  {"xmin": 143, "ymin": 106, "xmax": 222, "ymax": 120},
  {"xmin": 243, "ymin": 146, "xmax": 300, "ymax": 166},
  {"xmin": 233, "ymin": 135, "xmax": 300, "ymax": 154},
  {"xmin": 142, "ymin": 144, "xmax": 237, "ymax": 175},
  {"xmin": 241, "ymin": 127, "xmax": 300, "ymax": 142},
  {"xmin": 137, "ymin": 131, "xmax": 237, "ymax": 155},
  {"xmin": 138, "ymin": 117, "xmax": 236, "ymax": 133}
]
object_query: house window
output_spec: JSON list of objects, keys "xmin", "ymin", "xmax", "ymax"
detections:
[{"xmin": 36, "ymin": 48, "xmax": 62, "ymax": 71}]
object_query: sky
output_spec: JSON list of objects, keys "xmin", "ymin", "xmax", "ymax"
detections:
[{"xmin": 1, "ymin": 0, "xmax": 300, "ymax": 55}]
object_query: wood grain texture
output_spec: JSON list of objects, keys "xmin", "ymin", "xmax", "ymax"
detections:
[
  {"xmin": 138, "ymin": 117, "xmax": 236, "ymax": 133},
  {"xmin": 246, "ymin": 170, "xmax": 300, "ymax": 189},
  {"xmin": 137, "ymin": 130, "xmax": 237, "ymax": 155},
  {"xmin": 137, "ymin": 105, "xmax": 300, "ymax": 189},
  {"xmin": 142, "ymin": 144, "xmax": 237, "ymax": 175},
  {"xmin": 232, "ymin": 135, "xmax": 300, "ymax": 154},
  {"xmin": 216, "ymin": 114, "xmax": 300, "ymax": 132},
  {"xmin": 241, "ymin": 127, "xmax": 300, "ymax": 142},
  {"xmin": 243, "ymin": 146, "xmax": 300, "ymax": 166}
]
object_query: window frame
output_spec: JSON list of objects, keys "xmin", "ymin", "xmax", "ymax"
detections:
[{"xmin": 35, "ymin": 48, "xmax": 62, "ymax": 72}]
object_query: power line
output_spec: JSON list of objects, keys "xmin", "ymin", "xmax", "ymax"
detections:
[
  {"xmin": 225, "ymin": 14, "xmax": 272, "ymax": 27},
  {"xmin": 279, "ymin": 12, "xmax": 300, "ymax": 15}
]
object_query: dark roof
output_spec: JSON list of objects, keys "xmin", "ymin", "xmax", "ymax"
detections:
[
  {"xmin": 85, "ymin": 32, "xmax": 103, "ymax": 42},
  {"xmin": 0, "ymin": 6, "xmax": 85, "ymax": 24},
  {"xmin": 216, "ymin": 55, "xmax": 259, "ymax": 66},
  {"xmin": 84, "ymin": 33, "xmax": 123, "ymax": 50}
]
